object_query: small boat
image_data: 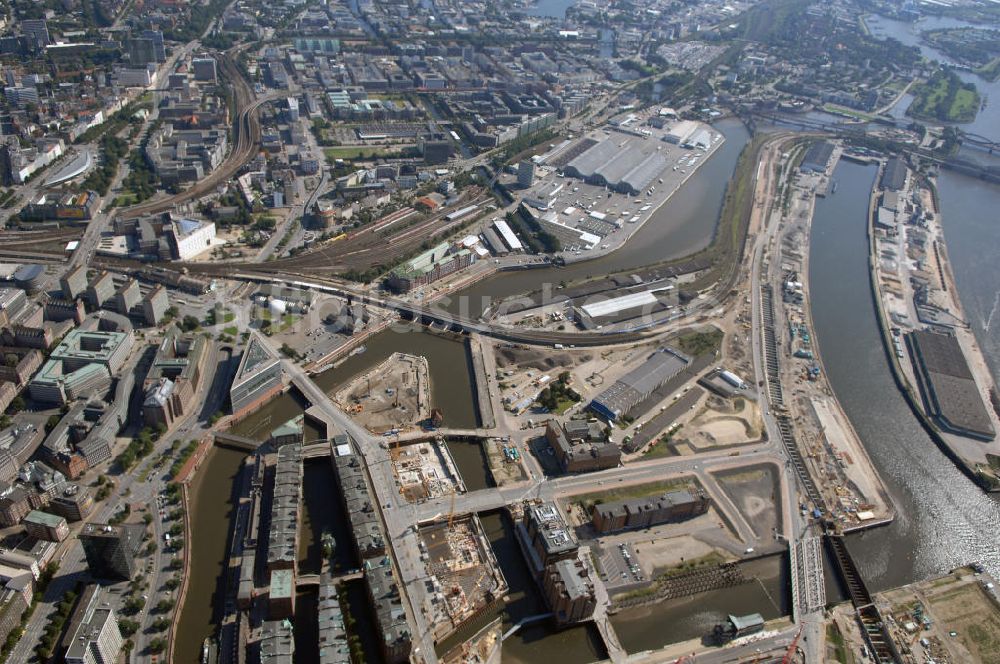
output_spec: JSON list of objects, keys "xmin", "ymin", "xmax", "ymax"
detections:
[
  {"xmin": 349, "ymin": 345, "xmax": 367, "ymax": 357},
  {"xmin": 831, "ymin": 179, "xmax": 838, "ymax": 194},
  {"xmin": 322, "ymin": 531, "xmax": 336, "ymax": 559}
]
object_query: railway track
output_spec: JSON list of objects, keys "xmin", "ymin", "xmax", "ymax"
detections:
[{"xmin": 117, "ymin": 52, "xmax": 270, "ymax": 220}]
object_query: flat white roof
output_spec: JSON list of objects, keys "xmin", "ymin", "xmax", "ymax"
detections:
[
  {"xmin": 580, "ymin": 290, "xmax": 658, "ymax": 318},
  {"xmin": 493, "ymin": 218, "xmax": 523, "ymax": 251}
]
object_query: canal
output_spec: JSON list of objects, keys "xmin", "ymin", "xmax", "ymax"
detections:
[
  {"xmin": 479, "ymin": 511, "xmax": 607, "ymax": 664},
  {"xmin": 173, "ymin": 445, "xmax": 247, "ymax": 664},
  {"xmin": 609, "ymin": 554, "xmax": 790, "ymax": 653},
  {"xmin": 808, "ymin": 159, "xmax": 1000, "ymax": 589}
]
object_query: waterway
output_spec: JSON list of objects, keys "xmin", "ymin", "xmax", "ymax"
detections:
[
  {"xmin": 173, "ymin": 446, "xmax": 247, "ymax": 664},
  {"xmin": 231, "ymin": 325, "xmax": 480, "ymax": 439},
  {"xmin": 609, "ymin": 555, "xmax": 790, "ymax": 653},
  {"xmin": 442, "ymin": 119, "xmax": 751, "ymax": 319},
  {"xmin": 807, "ymin": 159, "xmax": 1000, "ymax": 589},
  {"xmin": 479, "ymin": 511, "xmax": 607, "ymax": 664}
]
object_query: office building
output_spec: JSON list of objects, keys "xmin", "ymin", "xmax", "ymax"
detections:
[
  {"xmin": 517, "ymin": 160, "xmax": 535, "ymax": 188},
  {"xmin": 62, "ymin": 586, "xmax": 123, "ymax": 664},
  {"xmin": 522, "ymin": 502, "xmax": 578, "ymax": 569},
  {"xmin": 50, "ymin": 484, "xmax": 93, "ymax": 522},
  {"xmin": 142, "ymin": 329, "xmax": 207, "ymax": 428},
  {"xmin": 230, "ymin": 333, "xmax": 282, "ymax": 418},
  {"xmin": 86, "ymin": 271, "xmax": 115, "ymax": 309},
  {"xmin": 113, "ymin": 278, "xmax": 140, "ymax": 316},
  {"xmin": 29, "ymin": 329, "xmax": 134, "ymax": 405},
  {"xmin": 141, "ymin": 284, "xmax": 169, "ymax": 326},
  {"xmin": 589, "ymin": 347, "xmax": 689, "ymax": 421},
  {"xmin": 79, "ymin": 523, "xmax": 140, "ymax": 580},
  {"xmin": 0, "ymin": 288, "xmax": 28, "ymax": 327},
  {"xmin": 192, "ymin": 57, "xmax": 218, "ymax": 83},
  {"xmin": 23, "ymin": 510, "xmax": 69, "ymax": 542},
  {"xmin": 20, "ymin": 19, "xmax": 49, "ymax": 48},
  {"xmin": 60, "ymin": 266, "xmax": 88, "ymax": 301}
]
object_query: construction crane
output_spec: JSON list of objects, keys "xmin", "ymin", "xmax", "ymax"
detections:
[{"xmin": 781, "ymin": 627, "xmax": 803, "ymax": 664}]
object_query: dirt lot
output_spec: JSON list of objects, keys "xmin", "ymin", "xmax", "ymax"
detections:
[
  {"xmin": 334, "ymin": 352, "xmax": 429, "ymax": 432},
  {"xmin": 926, "ymin": 579, "xmax": 1000, "ymax": 663},
  {"xmin": 681, "ymin": 396, "xmax": 763, "ymax": 452},
  {"xmin": 713, "ymin": 464, "xmax": 782, "ymax": 542}
]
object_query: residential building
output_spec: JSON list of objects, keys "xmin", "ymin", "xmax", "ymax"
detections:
[{"xmin": 0, "ymin": 288, "xmax": 28, "ymax": 327}]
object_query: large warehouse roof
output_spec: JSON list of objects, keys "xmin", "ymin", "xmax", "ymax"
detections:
[
  {"xmin": 589, "ymin": 347, "xmax": 689, "ymax": 420},
  {"xmin": 580, "ymin": 291, "xmax": 658, "ymax": 318},
  {"xmin": 564, "ymin": 134, "xmax": 669, "ymax": 194}
]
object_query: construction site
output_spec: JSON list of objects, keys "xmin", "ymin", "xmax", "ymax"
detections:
[
  {"xmin": 417, "ymin": 516, "xmax": 508, "ymax": 643},
  {"xmin": 828, "ymin": 565, "xmax": 1000, "ymax": 664},
  {"xmin": 333, "ymin": 352, "xmax": 430, "ymax": 432},
  {"xmin": 763, "ymin": 146, "xmax": 894, "ymax": 530},
  {"xmin": 390, "ymin": 438, "xmax": 465, "ymax": 503}
]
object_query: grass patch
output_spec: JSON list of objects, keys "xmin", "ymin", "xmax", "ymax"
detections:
[
  {"xmin": 826, "ymin": 623, "xmax": 854, "ymax": 664},
  {"xmin": 222, "ymin": 325, "xmax": 239, "ymax": 337},
  {"xmin": 976, "ymin": 56, "xmax": 1000, "ymax": 82},
  {"xmin": 909, "ymin": 69, "xmax": 980, "ymax": 123},
  {"xmin": 675, "ymin": 328, "xmax": 724, "ymax": 357}
]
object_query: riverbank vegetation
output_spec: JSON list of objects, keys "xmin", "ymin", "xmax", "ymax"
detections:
[
  {"xmin": 922, "ymin": 27, "xmax": 1000, "ymax": 81},
  {"xmin": 908, "ymin": 69, "xmax": 980, "ymax": 123}
]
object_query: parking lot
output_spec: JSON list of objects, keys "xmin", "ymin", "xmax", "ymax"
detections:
[{"xmin": 597, "ymin": 541, "xmax": 647, "ymax": 592}]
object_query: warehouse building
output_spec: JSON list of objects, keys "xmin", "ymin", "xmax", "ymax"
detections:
[
  {"xmin": 591, "ymin": 487, "xmax": 710, "ymax": 534},
  {"xmin": 542, "ymin": 558, "xmax": 596, "ymax": 625},
  {"xmin": 799, "ymin": 141, "xmax": 835, "ymax": 174},
  {"xmin": 563, "ymin": 134, "xmax": 668, "ymax": 196},
  {"xmin": 908, "ymin": 330, "xmax": 995, "ymax": 440},
  {"xmin": 574, "ymin": 287, "xmax": 674, "ymax": 330},
  {"xmin": 545, "ymin": 420, "xmax": 619, "ymax": 473},
  {"xmin": 267, "ymin": 443, "xmax": 302, "ymax": 574},
  {"xmin": 589, "ymin": 347, "xmax": 690, "ymax": 421},
  {"xmin": 880, "ymin": 157, "xmax": 907, "ymax": 191}
]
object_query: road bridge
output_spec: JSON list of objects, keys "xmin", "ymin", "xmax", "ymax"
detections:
[
  {"xmin": 213, "ymin": 431, "xmax": 261, "ymax": 452},
  {"xmin": 748, "ymin": 110, "xmax": 1000, "ymax": 183}
]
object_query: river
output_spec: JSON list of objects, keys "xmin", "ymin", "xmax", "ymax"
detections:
[{"xmin": 808, "ymin": 160, "xmax": 1000, "ymax": 589}]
